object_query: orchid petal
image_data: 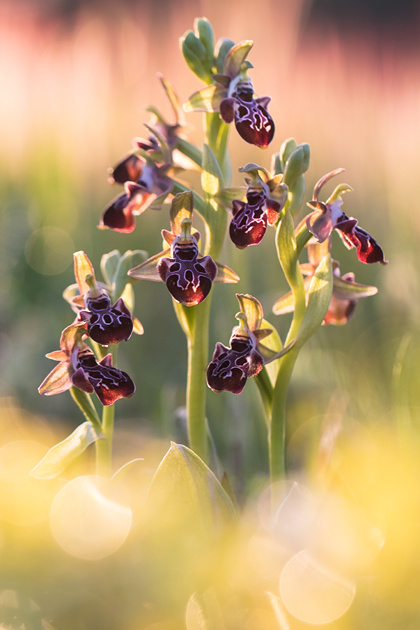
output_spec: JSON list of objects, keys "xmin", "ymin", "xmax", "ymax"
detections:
[
  {"xmin": 38, "ymin": 361, "xmax": 72, "ymax": 396},
  {"xmin": 170, "ymin": 191, "xmax": 194, "ymax": 235},
  {"xmin": 223, "ymin": 40, "xmax": 253, "ymax": 78},
  {"xmin": 74, "ymin": 251, "xmax": 96, "ymax": 297},
  {"xmin": 128, "ymin": 249, "xmax": 170, "ymax": 281},
  {"xmin": 184, "ymin": 84, "xmax": 227, "ymax": 113},
  {"xmin": 213, "ymin": 262, "xmax": 240, "ymax": 284}
]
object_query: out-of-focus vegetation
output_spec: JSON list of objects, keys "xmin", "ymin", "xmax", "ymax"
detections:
[{"xmin": 1, "ymin": 0, "xmax": 420, "ymax": 627}]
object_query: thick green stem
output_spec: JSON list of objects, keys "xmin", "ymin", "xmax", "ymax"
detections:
[
  {"xmin": 70, "ymin": 387, "xmax": 102, "ymax": 434},
  {"xmin": 95, "ymin": 345, "xmax": 117, "ymax": 477},
  {"xmin": 186, "ymin": 297, "xmax": 211, "ymax": 462},
  {"xmin": 96, "ymin": 403, "xmax": 115, "ymax": 477}
]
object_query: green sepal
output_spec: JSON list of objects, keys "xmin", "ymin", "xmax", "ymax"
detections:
[
  {"xmin": 215, "ymin": 38, "xmax": 235, "ymax": 74},
  {"xmin": 333, "ymin": 275, "xmax": 378, "ymax": 300},
  {"xmin": 112, "ymin": 249, "xmax": 148, "ymax": 300},
  {"xmin": 238, "ymin": 162, "xmax": 271, "ymax": 181},
  {"xmin": 146, "ymin": 442, "xmax": 236, "ymax": 531},
  {"xmin": 128, "ymin": 249, "xmax": 170, "ymax": 282},
  {"xmin": 214, "ymin": 187, "xmax": 246, "ymax": 208},
  {"xmin": 214, "ymin": 262, "xmax": 240, "ymax": 284},
  {"xmin": 181, "ymin": 31, "xmax": 209, "ymax": 82},
  {"xmin": 236, "ymin": 293, "xmax": 263, "ymax": 329},
  {"xmin": 195, "ymin": 17, "xmax": 215, "ymax": 61},
  {"xmin": 277, "ymin": 210, "xmax": 299, "ymax": 290},
  {"xmin": 283, "ymin": 143, "xmax": 310, "ymax": 189},
  {"xmin": 296, "ymin": 254, "xmax": 333, "ymax": 347},
  {"xmin": 170, "ymin": 190, "xmax": 194, "ymax": 234},
  {"xmin": 30, "ymin": 421, "xmax": 103, "ymax": 479},
  {"xmin": 223, "ymin": 40, "xmax": 253, "ymax": 78},
  {"xmin": 272, "ymin": 278, "xmax": 311, "ymax": 315},
  {"xmin": 325, "ymin": 183, "xmax": 353, "ymax": 205},
  {"xmin": 171, "ymin": 180, "xmax": 207, "ymax": 216},
  {"xmin": 184, "ymin": 84, "xmax": 226, "ymax": 113}
]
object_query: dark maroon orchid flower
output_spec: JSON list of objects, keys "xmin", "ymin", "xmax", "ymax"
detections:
[
  {"xmin": 71, "ymin": 348, "xmax": 135, "ymax": 407},
  {"xmin": 207, "ymin": 294, "xmax": 293, "ymax": 394},
  {"xmin": 79, "ymin": 290, "xmax": 133, "ymax": 346},
  {"xmin": 157, "ymin": 221, "xmax": 218, "ymax": 306},
  {"xmin": 273, "ymin": 240, "xmax": 379, "ymax": 326},
  {"xmin": 227, "ymin": 164, "xmax": 286, "ymax": 248},
  {"xmin": 184, "ymin": 41, "xmax": 274, "ymax": 148},
  {"xmin": 219, "ymin": 79, "xmax": 274, "ymax": 148},
  {"xmin": 38, "ymin": 324, "xmax": 135, "ymax": 406},
  {"xmin": 128, "ymin": 191, "xmax": 239, "ymax": 306},
  {"xmin": 100, "ymin": 162, "xmax": 173, "ymax": 234},
  {"xmin": 66, "ymin": 252, "xmax": 137, "ymax": 347},
  {"xmin": 306, "ymin": 169, "xmax": 387, "ymax": 265}
]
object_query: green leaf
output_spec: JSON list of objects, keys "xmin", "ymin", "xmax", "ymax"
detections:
[
  {"xmin": 223, "ymin": 40, "xmax": 253, "ymax": 78},
  {"xmin": 176, "ymin": 137, "xmax": 203, "ymax": 168},
  {"xmin": 296, "ymin": 254, "xmax": 333, "ymax": 347},
  {"xmin": 201, "ymin": 144, "xmax": 224, "ymax": 198},
  {"xmin": 181, "ymin": 31, "xmax": 209, "ymax": 82},
  {"xmin": 30, "ymin": 422, "xmax": 103, "ymax": 479},
  {"xmin": 112, "ymin": 249, "xmax": 148, "ymax": 300},
  {"xmin": 147, "ymin": 442, "xmax": 236, "ymax": 534},
  {"xmin": 259, "ymin": 318, "xmax": 283, "ymax": 386},
  {"xmin": 277, "ymin": 210, "xmax": 299, "ymax": 290},
  {"xmin": 100, "ymin": 250, "xmax": 121, "ymax": 287}
]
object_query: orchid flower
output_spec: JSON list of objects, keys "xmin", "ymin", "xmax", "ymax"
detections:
[
  {"xmin": 128, "ymin": 192, "xmax": 239, "ymax": 306},
  {"xmin": 306, "ymin": 169, "xmax": 387, "ymax": 264},
  {"xmin": 38, "ymin": 323, "xmax": 135, "ymax": 406}
]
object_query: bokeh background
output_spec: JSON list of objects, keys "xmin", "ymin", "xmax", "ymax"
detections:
[{"xmin": 1, "ymin": 0, "xmax": 420, "ymax": 627}]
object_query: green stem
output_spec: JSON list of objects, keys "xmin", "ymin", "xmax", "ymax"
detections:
[
  {"xmin": 95, "ymin": 344, "xmax": 117, "ymax": 476},
  {"xmin": 70, "ymin": 387, "xmax": 102, "ymax": 434},
  {"xmin": 255, "ymin": 368, "xmax": 274, "ymax": 426},
  {"xmin": 269, "ymin": 349, "xmax": 298, "ymax": 481},
  {"xmin": 180, "ymin": 112, "xmax": 230, "ymax": 463},
  {"xmin": 186, "ymin": 298, "xmax": 211, "ymax": 462}
]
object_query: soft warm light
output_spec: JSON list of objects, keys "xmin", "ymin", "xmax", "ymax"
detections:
[{"xmin": 49, "ymin": 475, "xmax": 132, "ymax": 560}]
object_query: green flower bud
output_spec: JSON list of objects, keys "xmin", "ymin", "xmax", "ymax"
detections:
[
  {"xmin": 181, "ymin": 31, "xmax": 209, "ymax": 82},
  {"xmin": 279, "ymin": 137, "xmax": 297, "ymax": 172},
  {"xmin": 283, "ymin": 143, "xmax": 310, "ymax": 189},
  {"xmin": 195, "ymin": 17, "xmax": 215, "ymax": 61}
]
